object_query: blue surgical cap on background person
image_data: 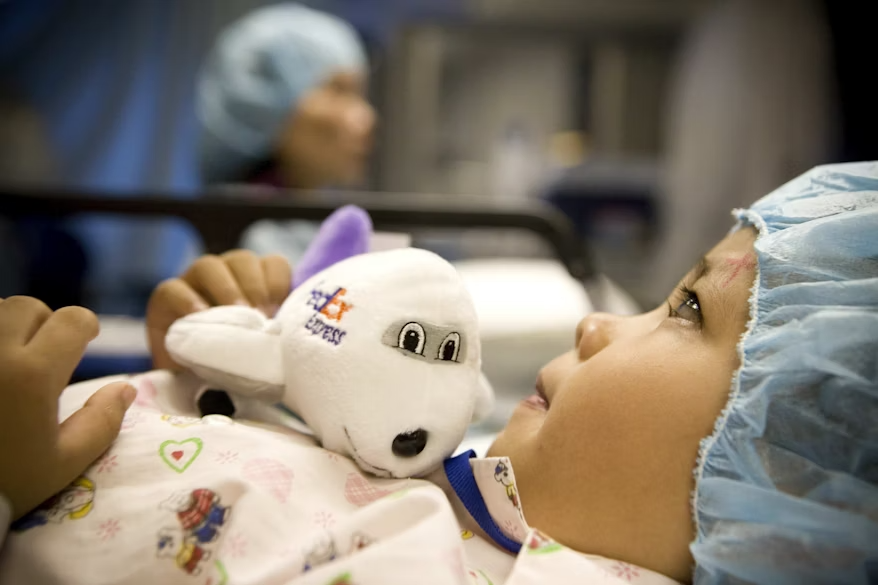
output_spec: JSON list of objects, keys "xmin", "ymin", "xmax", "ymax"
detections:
[
  {"xmin": 197, "ymin": 3, "xmax": 367, "ymax": 184},
  {"xmin": 691, "ymin": 162, "xmax": 878, "ymax": 584}
]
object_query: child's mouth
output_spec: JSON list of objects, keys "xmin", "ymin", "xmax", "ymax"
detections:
[
  {"xmin": 536, "ymin": 375, "xmax": 550, "ymax": 405},
  {"xmin": 522, "ymin": 373, "xmax": 550, "ymax": 411},
  {"xmin": 523, "ymin": 394, "xmax": 548, "ymax": 411}
]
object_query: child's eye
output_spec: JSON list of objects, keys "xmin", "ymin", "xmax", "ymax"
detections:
[{"xmin": 667, "ymin": 286, "xmax": 703, "ymax": 326}]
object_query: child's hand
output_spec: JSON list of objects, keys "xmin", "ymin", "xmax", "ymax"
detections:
[
  {"xmin": 0, "ymin": 297, "xmax": 136, "ymax": 519},
  {"xmin": 147, "ymin": 250, "xmax": 291, "ymax": 370}
]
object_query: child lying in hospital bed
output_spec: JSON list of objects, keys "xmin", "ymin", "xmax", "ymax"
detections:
[{"xmin": 0, "ymin": 162, "xmax": 876, "ymax": 584}]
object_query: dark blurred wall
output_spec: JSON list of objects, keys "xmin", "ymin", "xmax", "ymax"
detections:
[
  {"xmin": 822, "ymin": 1, "xmax": 878, "ymax": 162},
  {"xmin": 650, "ymin": 0, "xmax": 835, "ymax": 301}
]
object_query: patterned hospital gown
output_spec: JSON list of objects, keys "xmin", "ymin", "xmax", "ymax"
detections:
[{"xmin": 0, "ymin": 371, "xmax": 679, "ymax": 585}]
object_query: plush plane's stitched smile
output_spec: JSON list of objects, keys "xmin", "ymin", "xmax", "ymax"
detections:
[{"xmin": 343, "ymin": 427, "xmax": 396, "ymax": 478}]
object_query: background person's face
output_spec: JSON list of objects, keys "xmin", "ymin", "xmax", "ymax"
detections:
[
  {"xmin": 488, "ymin": 227, "xmax": 758, "ymax": 582},
  {"xmin": 276, "ymin": 71, "xmax": 375, "ymax": 189}
]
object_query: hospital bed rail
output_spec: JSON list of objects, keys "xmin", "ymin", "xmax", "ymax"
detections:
[{"xmin": 0, "ymin": 187, "xmax": 597, "ymax": 283}]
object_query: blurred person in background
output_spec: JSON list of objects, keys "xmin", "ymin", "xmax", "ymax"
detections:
[{"xmin": 197, "ymin": 3, "xmax": 376, "ymax": 266}]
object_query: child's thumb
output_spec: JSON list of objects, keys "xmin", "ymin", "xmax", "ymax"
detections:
[{"xmin": 57, "ymin": 382, "xmax": 136, "ymax": 478}]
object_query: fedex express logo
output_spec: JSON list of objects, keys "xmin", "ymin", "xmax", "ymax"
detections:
[{"xmin": 303, "ymin": 286, "xmax": 352, "ymax": 346}]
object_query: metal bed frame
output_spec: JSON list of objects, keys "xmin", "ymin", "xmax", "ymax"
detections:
[{"xmin": 0, "ymin": 187, "xmax": 596, "ymax": 282}]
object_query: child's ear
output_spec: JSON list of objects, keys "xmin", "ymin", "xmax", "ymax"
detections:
[
  {"xmin": 471, "ymin": 372, "xmax": 495, "ymax": 423},
  {"xmin": 165, "ymin": 306, "xmax": 285, "ymax": 402}
]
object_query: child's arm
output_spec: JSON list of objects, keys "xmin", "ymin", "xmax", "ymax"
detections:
[
  {"xmin": 0, "ymin": 297, "xmax": 136, "ymax": 527},
  {"xmin": 146, "ymin": 250, "xmax": 291, "ymax": 370}
]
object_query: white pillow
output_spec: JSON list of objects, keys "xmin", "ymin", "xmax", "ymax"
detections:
[{"xmin": 454, "ymin": 258, "xmax": 639, "ymax": 427}]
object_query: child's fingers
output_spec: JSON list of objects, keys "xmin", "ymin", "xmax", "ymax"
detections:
[
  {"xmin": 56, "ymin": 382, "xmax": 135, "ymax": 479},
  {"xmin": 28, "ymin": 307, "xmax": 99, "ymax": 390},
  {"xmin": 183, "ymin": 255, "xmax": 248, "ymax": 307},
  {"xmin": 0, "ymin": 296, "xmax": 53, "ymax": 346},
  {"xmin": 222, "ymin": 250, "xmax": 271, "ymax": 314},
  {"xmin": 148, "ymin": 278, "xmax": 210, "ymax": 324},
  {"xmin": 149, "ymin": 336, "xmax": 180, "ymax": 371},
  {"xmin": 146, "ymin": 279, "xmax": 208, "ymax": 370},
  {"xmin": 262, "ymin": 255, "xmax": 293, "ymax": 315}
]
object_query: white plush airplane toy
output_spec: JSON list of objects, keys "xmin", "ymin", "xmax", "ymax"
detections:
[{"xmin": 166, "ymin": 244, "xmax": 494, "ymax": 479}]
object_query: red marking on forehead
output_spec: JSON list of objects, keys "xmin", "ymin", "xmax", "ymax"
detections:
[{"xmin": 721, "ymin": 254, "xmax": 756, "ymax": 288}]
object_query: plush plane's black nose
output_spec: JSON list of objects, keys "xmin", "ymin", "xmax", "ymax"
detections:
[{"xmin": 392, "ymin": 429, "xmax": 428, "ymax": 457}]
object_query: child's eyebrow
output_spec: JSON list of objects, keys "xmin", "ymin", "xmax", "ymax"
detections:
[
  {"xmin": 720, "ymin": 255, "xmax": 757, "ymax": 288},
  {"xmin": 694, "ymin": 254, "xmax": 755, "ymax": 324},
  {"xmin": 694, "ymin": 254, "xmax": 757, "ymax": 288},
  {"xmin": 692, "ymin": 256, "xmax": 711, "ymax": 284}
]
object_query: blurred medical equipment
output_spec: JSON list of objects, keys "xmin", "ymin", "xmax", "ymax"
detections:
[{"xmin": 377, "ymin": 1, "xmax": 696, "ymax": 198}]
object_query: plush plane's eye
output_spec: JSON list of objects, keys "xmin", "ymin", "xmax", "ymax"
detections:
[
  {"xmin": 438, "ymin": 332, "xmax": 461, "ymax": 362},
  {"xmin": 398, "ymin": 322, "xmax": 426, "ymax": 355}
]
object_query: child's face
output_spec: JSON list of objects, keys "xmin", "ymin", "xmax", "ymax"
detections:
[{"xmin": 488, "ymin": 227, "xmax": 758, "ymax": 582}]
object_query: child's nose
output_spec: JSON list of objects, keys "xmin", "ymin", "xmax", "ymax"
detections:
[{"xmin": 575, "ymin": 312, "xmax": 620, "ymax": 361}]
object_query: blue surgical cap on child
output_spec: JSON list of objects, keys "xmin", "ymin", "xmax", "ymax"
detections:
[
  {"xmin": 692, "ymin": 162, "xmax": 878, "ymax": 584},
  {"xmin": 197, "ymin": 3, "xmax": 366, "ymax": 184}
]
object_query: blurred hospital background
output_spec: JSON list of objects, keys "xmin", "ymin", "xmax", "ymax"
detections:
[{"xmin": 1, "ymin": 0, "xmax": 875, "ymax": 435}]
